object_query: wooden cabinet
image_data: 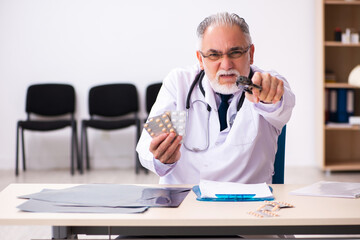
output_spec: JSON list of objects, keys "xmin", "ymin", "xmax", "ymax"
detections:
[{"xmin": 322, "ymin": 0, "xmax": 360, "ymax": 171}]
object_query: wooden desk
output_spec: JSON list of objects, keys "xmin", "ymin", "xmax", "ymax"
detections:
[{"xmin": 0, "ymin": 184, "xmax": 359, "ymax": 239}]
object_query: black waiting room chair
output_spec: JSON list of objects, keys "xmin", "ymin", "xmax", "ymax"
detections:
[
  {"xmin": 15, "ymin": 83, "xmax": 79, "ymax": 176},
  {"xmin": 145, "ymin": 82, "xmax": 162, "ymax": 115},
  {"xmin": 81, "ymin": 83, "xmax": 144, "ymax": 174}
]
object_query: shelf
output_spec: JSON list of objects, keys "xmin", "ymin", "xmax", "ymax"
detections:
[
  {"xmin": 325, "ymin": 82, "xmax": 360, "ymax": 88},
  {"xmin": 325, "ymin": 124, "xmax": 360, "ymax": 130},
  {"xmin": 322, "ymin": 0, "xmax": 360, "ymax": 172},
  {"xmin": 324, "ymin": 160, "xmax": 360, "ymax": 171},
  {"xmin": 325, "ymin": 41, "xmax": 360, "ymax": 47},
  {"xmin": 325, "ymin": 0, "xmax": 360, "ymax": 5}
]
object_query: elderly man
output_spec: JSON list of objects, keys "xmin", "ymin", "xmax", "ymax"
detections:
[{"xmin": 136, "ymin": 12, "xmax": 295, "ymax": 184}]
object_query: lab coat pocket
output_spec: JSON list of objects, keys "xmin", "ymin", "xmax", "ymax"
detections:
[{"xmin": 227, "ymin": 104, "xmax": 257, "ymax": 146}]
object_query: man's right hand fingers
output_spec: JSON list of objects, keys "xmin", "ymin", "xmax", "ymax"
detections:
[
  {"xmin": 149, "ymin": 133, "xmax": 182, "ymax": 164},
  {"xmin": 166, "ymin": 143, "xmax": 182, "ymax": 164},
  {"xmin": 160, "ymin": 135, "xmax": 182, "ymax": 164},
  {"xmin": 149, "ymin": 133, "xmax": 169, "ymax": 153}
]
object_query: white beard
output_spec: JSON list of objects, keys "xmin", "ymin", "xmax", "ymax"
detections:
[{"xmin": 208, "ymin": 69, "xmax": 241, "ymax": 95}]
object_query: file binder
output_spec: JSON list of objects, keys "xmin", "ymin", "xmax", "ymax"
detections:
[
  {"xmin": 337, "ymin": 88, "xmax": 348, "ymax": 123},
  {"xmin": 329, "ymin": 88, "xmax": 337, "ymax": 122},
  {"xmin": 347, "ymin": 89, "xmax": 354, "ymax": 119},
  {"xmin": 327, "ymin": 88, "xmax": 355, "ymax": 123},
  {"xmin": 325, "ymin": 88, "xmax": 329, "ymax": 123}
]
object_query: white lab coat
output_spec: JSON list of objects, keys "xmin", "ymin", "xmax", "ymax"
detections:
[{"xmin": 136, "ymin": 64, "xmax": 295, "ymax": 184}]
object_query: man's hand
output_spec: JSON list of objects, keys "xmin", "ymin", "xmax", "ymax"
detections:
[
  {"xmin": 246, "ymin": 72, "xmax": 284, "ymax": 104},
  {"xmin": 149, "ymin": 133, "xmax": 182, "ymax": 164}
]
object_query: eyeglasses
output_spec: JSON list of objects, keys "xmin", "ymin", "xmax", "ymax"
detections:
[{"xmin": 199, "ymin": 45, "xmax": 252, "ymax": 61}]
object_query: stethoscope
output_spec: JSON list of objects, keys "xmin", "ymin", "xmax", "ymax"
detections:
[{"xmin": 183, "ymin": 69, "xmax": 253, "ymax": 152}]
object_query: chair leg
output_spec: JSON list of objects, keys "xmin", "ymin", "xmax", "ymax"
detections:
[
  {"xmin": 135, "ymin": 152, "xmax": 140, "ymax": 174},
  {"xmin": 15, "ymin": 124, "xmax": 20, "ymax": 176},
  {"xmin": 80, "ymin": 123, "xmax": 84, "ymax": 172},
  {"xmin": 78, "ymin": 123, "xmax": 84, "ymax": 174},
  {"xmin": 74, "ymin": 124, "xmax": 82, "ymax": 174},
  {"xmin": 135, "ymin": 119, "xmax": 140, "ymax": 174},
  {"xmin": 135, "ymin": 119, "xmax": 148, "ymax": 174},
  {"xmin": 70, "ymin": 125, "xmax": 75, "ymax": 176},
  {"xmin": 84, "ymin": 126, "xmax": 90, "ymax": 170},
  {"xmin": 21, "ymin": 128, "xmax": 26, "ymax": 171}
]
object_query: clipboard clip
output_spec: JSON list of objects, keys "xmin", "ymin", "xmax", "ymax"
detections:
[{"xmin": 215, "ymin": 194, "xmax": 256, "ymax": 200}]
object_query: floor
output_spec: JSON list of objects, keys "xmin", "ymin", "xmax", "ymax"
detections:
[{"xmin": 1, "ymin": 166, "xmax": 360, "ymax": 240}]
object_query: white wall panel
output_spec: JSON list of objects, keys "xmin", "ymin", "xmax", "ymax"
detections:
[{"xmin": 0, "ymin": 0, "xmax": 316, "ymax": 170}]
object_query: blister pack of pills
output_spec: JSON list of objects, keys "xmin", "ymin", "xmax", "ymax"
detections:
[
  {"xmin": 248, "ymin": 210, "xmax": 279, "ymax": 218},
  {"xmin": 168, "ymin": 111, "xmax": 186, "ymax": 137},
  {"xmin": 248, "ymin": 201, "xmax": 294, "ymax": 218},
  {"xmin": 144, "ymin": 111, "xmax": 186, "ymax": 138}
]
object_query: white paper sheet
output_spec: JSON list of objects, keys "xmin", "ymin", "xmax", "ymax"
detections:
[
  {"xmin": 290, "ymin": 181, "xmax": 360, "ymax": 199},
  {"xmin": 199, "ymin": 180, "xmax": 273, "ymax": 199}
]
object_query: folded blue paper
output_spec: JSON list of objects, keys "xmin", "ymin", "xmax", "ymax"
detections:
[{"xmin": 193, "ymin": 180, "xmax": 274, "ymax": 202}]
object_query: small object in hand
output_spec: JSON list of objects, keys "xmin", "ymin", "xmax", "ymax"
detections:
[
  {"xmin": 236, "ymin": 76, "xmax": 262, "ymax": 94},
  {"xmin": 169, "ymin": 111, "xmax": 186, "ymax": 137},
  {"xmin": 144, "ymin": 111, "xmax": 186, "ymax": 138},
  {"xmin": 144, "ymin": 114, "xmax": 177, "ymax": 138}
]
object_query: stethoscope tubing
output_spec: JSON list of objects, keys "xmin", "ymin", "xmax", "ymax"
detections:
[{"xmin": 183, "ymin": 69, "xmax": 252, "ymax": 152}]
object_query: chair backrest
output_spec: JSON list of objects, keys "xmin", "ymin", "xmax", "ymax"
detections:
[
  {"xmin": 146, "ymin": 83, "xmax": 162, "ymax": 113},
  {"xmin": 272, "ymin": 125, "xmax": 286, "ymax": 184},
  {"xmin": 26, "ymin": 84, "xmax": 75, "ymax": 116},
  {"xmin": 89, "ymin": 83, "xmax": 138, "ymax": 117}
]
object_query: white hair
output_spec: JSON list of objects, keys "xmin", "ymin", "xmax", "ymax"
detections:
[{"xmin": 196, "ymin": 12, "xmax": 252, "ymax": 49}]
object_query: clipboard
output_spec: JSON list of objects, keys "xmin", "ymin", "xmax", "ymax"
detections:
[{"xmin": 192, "ymin": 185, "xmax": 274, "ymax": 202}]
